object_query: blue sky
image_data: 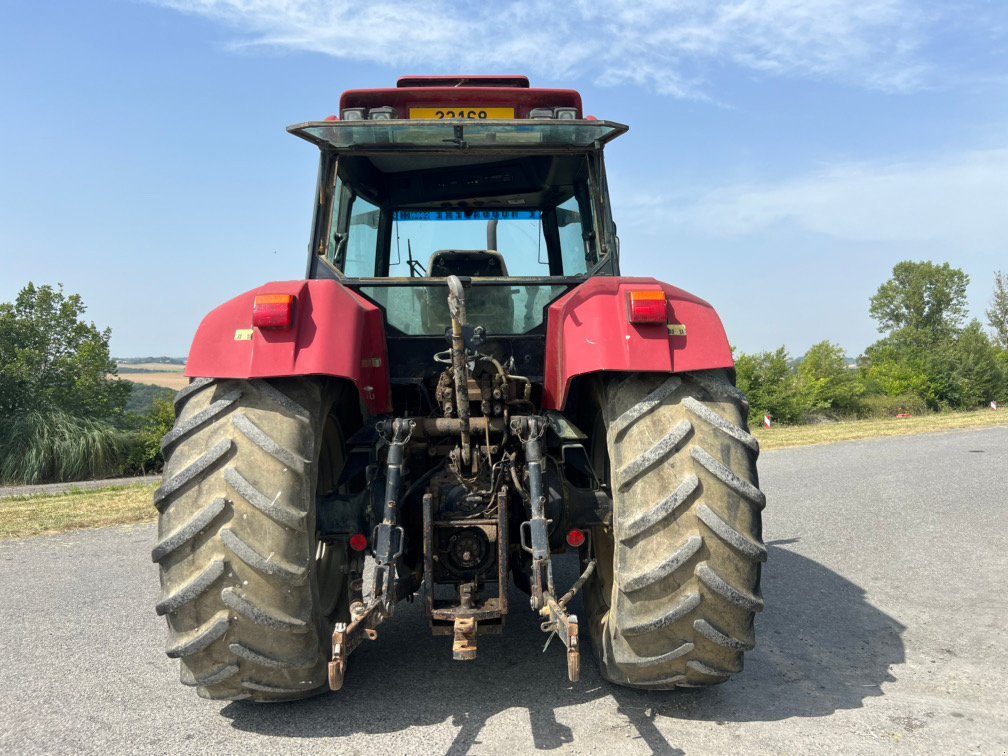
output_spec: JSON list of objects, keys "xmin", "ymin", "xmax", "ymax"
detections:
[{"xmin": 1, "ymin": 0, "xmax": 1006, "ymax": 358}]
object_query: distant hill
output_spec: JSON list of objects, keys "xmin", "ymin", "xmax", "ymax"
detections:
[
  {"xmin": 124, "ymin": 382, "xmax": 175, "ymax": 415},
  {"xmin": 115, "ymin": 356, "xmax": 187, "ymax": 365}
]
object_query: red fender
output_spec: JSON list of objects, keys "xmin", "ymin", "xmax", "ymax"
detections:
[
  {"xmin": 185, "ymin": 280, "xmax": 391, "ymax": 414},
  {"xmin": 542, "ymin": 277, "xmax": 733, "ymax": 410}
]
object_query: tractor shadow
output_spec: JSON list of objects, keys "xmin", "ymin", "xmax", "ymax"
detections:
[{"xmin": 221, "ymin": 541, "xmax": 905, "ymax": 752}]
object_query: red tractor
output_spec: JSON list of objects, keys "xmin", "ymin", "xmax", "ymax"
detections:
[{"xmin": 153, "ymin": 76, "xmax": 765, "ymax": 701}]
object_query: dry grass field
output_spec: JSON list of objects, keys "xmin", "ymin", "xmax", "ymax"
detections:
[
  {"xmin": 2, "ymin": 409, "xmax": 1004, "ymax": 540},
  {"xmin": 0, "ymin": 484, "xmax": 157, "ymax": 540},
  {"xmin": 121, "ymin": 372, "xmax": 190, "ymax": 390},
  {"xmin": 117, "ymin": 362, "xmax": 185, "ymax": 372},
  {"xmin": 755, "ymin": 408, "xmax": 1007, "ymax": 450}
]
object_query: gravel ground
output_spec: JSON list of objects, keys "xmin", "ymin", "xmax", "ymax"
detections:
[{"xmin": 1, "ymin": 426, "xmax": 1006, "ymax": 754}]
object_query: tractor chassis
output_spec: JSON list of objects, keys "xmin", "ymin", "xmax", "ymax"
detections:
[
  {"xmin": 327, "ymin": 413, "xmax": 596, "ymax": 689},
  {"xmin": 327, "ymin": 275, "xmax": 602, "ymax": 689}
]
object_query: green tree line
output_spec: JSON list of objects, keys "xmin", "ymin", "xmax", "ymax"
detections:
[
  {"xmin": 737, "ymin": 262, "xmax": 1008, "ymax": 426},
  {"xmin": 2, "ymin": 262, "xmax": 1005, "ymax": 482},
  {"xmin": 0, "ymin": 283, "xmax": 175, "ymax": 484}
]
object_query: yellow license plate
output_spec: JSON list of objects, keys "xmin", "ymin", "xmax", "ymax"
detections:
[{"xmin": 409, "ymin": 107, "xmax": 515, "ymax": 120}]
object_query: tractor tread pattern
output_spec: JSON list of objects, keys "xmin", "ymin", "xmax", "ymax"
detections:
[
  {"xmin": 588, "ymin": 370, "xmax": 765, "ymax": 689},
  {"xmin": 693, "ymin": 619, "xmax": 755, "ymax": 651},
  {"xmin": 617, "ymin": 641, "xmax": 695, "ymax": 667},
  {"xmin": 232, "ymin": 413, "xmax": 307, "ymax": 472},
  {"xmin": 691, "ymin": 447, "xmax": 766, "ymax": 510},
  {"xmin": 228, "ymin": 641, "xmax": 316, "ymax": 670},
  {"xmin": 695, "ymin": 562, "xmax": 765, "ymax": 611},
  {"xmin": 696, "ymin": 504, "xmax": 768, "ymax": 562},
  {"xmin": 161, "ymin": 390, "xmax": 242, "ymax": 452},
  {"xmin": 221, "ymin": 586, "xmax": 309, "ymax": 632},
  {"xmin": 156, "ymin": 378, "xmax": 339, "ymax": 702},
  {"xmin": 180, "ymin": 662, "xmax": 240, "ymax": 688},
  {"xmin": 223, "ymin": 467, "xmax": 305, "ymax": 530},
  {"xmin": 616, "ymin": 419, "xmax": 692, "ymax": 492},
  {"xmin": 608, "ymin": 375, "xmax": 682, "ymax": 442},
  {"xmin": 220, "ymin": 527, "xmax": 308, "ymax": 582},
  {"xmin": 155, "ymin": 559, "xmax": 225, "ymax": 616},
  {"xmin": 165, "ymin": 610, "xmax": 230, "ymax": 658},
  {"xmin": 682, "ymin": 396, "xmax": 759, "ymax": 453},
  {"xmin": 154, "ymin": 438, "xmax": 232, "ymax": 512},
  {"xmin": 150, "ymin": 496, "xmax": 227, "ymax": 563},
  {"xmin": 621, "ymin": 474, "xmax": 699, "ymax": 541},
  {"xmin": 623, "ymin": 592, "xmax": 702, "ymax": 636},
  {"xmin": 173, "ymin": 377, "xmax": 214, "ymax": 414},
  {"xmin": 623, "ymin": 535, "xmax": 703, "ymax": 593}
]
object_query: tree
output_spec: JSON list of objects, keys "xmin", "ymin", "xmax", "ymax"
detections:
[
  {"xmin": 0, "ymin": 283, "xmax": 128, "ymax": 418},
  {"xmin": 948, "ymin": 320, "xmax": 1004, "ymax": 408},
  {"xmin": 987, "ymin": 270, "xmax": 1008, "ymax": 350},
  {"xmin": 869, "ymin": 261, "xmax": 969, "ymax": 337},
  {"xmin": 0, "ymin": 283, "xmax": 130, "ymax": 483},
  {"xmin": 734, "ymin": 347, "xmax": 809, "ymax": 425},
  {"xmin": 796, "ymin": 341, "xmax": 864, "ymax": 414}
]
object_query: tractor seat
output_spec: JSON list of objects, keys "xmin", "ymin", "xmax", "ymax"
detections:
[
  {"xmin": 427, "ymin": 250, "xmax": 509, "ymax": 278},
  {"xmin": 421, "ymin": 249, "xmax": 515, "ymax": 334}
]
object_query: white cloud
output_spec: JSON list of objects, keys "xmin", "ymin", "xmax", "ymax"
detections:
[
  {"xmin": 148, "ymin": 0, "xmax": 958, "ymax": 96},
  {"xmin": 618, "ymin": 148, "xmax": 1008, "ymax": 248}
]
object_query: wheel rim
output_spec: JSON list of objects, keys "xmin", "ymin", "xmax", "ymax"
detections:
[
  {"xmin": 313, "ymin": 411, "xmax": 350, "ymax": 622},
  {"xmin": 589, "ymin": 409, "xmax": 615, "ymax": 614},
  {"xmin": 315, "ymin": 539, "xmax": 348, "ymax": 619}
]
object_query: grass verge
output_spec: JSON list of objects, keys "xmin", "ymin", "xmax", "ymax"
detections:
[
  {"xmin": 755, "ymin": 409, "xmax": 1007, "ymax": 450},
  {"xmin": 2, "ymin": 410, "xmax": 1005, "ymax": 539},
  {"xmin": 0, "ymin": 484, "xmax": 157, "ymax": 540}
]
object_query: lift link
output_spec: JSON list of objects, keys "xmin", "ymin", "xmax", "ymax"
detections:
[
  {"xmin": 373, "ymin": 417, "xmax": 412, "ymax": 613},
  {"xmin": 538, "ymin": 558, "xmax": 596, "ymax": 683},
  {"xmin": 515, "ymin": 416, "xmax": 553, "ymax": 611},
  {"xmin": 446, "ymin": 275, "xmax": 472, "ymax": 466},
  {"xmin": 329, "ymin": 417, "xmax": 412, "ymax": 691}
]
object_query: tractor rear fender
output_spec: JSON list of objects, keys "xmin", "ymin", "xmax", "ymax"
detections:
[
  {"xmin": 185, "ymin": 279, "xmax": 391, "ymax": 414},
  {"xmin": 543, "ymin": 277, "xmax": 733, "ymax": 411}
]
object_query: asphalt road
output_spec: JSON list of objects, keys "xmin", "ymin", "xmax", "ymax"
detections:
[{"xmin": 2, "ymin": 427, "xmax": 1006, "ymax": 754}]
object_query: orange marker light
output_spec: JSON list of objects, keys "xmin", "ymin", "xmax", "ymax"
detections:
[
  {"xmin": 627, "ymin": 290, "xmax": 667, "ymax": 324},
  {"xmin": 252, "ymin": 294, "xmax": 296, "ymax": 329}
]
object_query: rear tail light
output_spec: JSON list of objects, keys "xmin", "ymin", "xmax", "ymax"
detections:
[
  {"xmin": 627, "ymin": 291, "xmax": 668, "ymax": 324},
  {"xmin": 252, "ymin": 294, "xmax": 296, "ymax": 329}
]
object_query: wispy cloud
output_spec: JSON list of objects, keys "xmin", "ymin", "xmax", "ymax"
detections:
[
  {"xmin": 147, "ymin": 0, "xmax": 977, "ymax": 97},
  {"xmin": 617, "ymin": 148, "xmax": 1008, "ymax": 248}
]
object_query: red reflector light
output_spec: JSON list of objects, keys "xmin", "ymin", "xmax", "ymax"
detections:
[
  {"xmin": 566, "ymin": 529, "xmax": 586, "ymax": 548},
  {"xmin": 252, "ymin": 294, "xmax": 295, "ymax": 329},
  {"xmin": 349, "ymin": 533, "xmax": 368, "ymax": 552},
  {"xmin": 627, "ymin": 290, "xmax": 668, "ymax": 324}
]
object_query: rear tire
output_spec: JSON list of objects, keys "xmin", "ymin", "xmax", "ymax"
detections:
[
  {"xmin": 152, "ymin": 377, "xmax": 351, "ymax": 701},
  {"xmin": 584, "ymin": 370, "xmax": 765, "ymax": 688}
]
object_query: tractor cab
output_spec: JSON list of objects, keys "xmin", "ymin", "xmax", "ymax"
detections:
[{"xmin": 289, "ymin": 78, "xmax": 627, "ymax": 339}]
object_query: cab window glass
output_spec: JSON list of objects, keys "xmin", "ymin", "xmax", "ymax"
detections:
[
  {"xmin": 556, "ymin": 195, "xmax": 589, "ymax": 275},
  {"xmin": 344, "ymin": 195, "xmax": 380, "ymax": 277}
]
